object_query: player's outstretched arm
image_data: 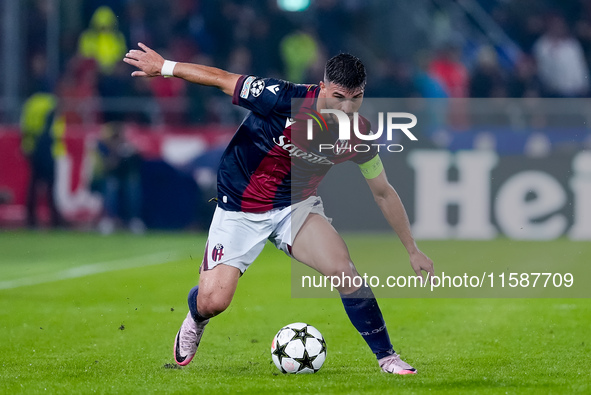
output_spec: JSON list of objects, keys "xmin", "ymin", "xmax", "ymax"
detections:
[
  {"xmin": 123, "ymin": 43, "xmax": 240, "ymax": 96},
  {"xmin": 366, "ymin": 169, "xmax": 435, "ymax": 282}
]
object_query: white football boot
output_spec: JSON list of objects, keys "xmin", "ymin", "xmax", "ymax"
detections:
[
  {"xmin": 173, "ymin": 312, "xmax": 209, "ymax": 366},
  {"xmin": 378, "ymin": 353, "xmax": 417, "ymax": 374}
]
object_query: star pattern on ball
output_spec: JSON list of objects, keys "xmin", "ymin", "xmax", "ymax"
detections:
[
  {"xmin": 319, "ymin": 338, "xmax": 327, "ymax": 355},
  {"xmin": 272, "ymin": 339, "xmax": 289, "ymax": 364},
  {"xmin": 291, "ymin": 327, "xmax": 315, "ymax": 345},
  {"xmin": 294, "ymin": 348, "xmax": 316, "ymax": 371}
]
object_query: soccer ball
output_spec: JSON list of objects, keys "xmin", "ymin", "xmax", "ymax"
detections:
[{"xmin": 271, "ymin": 322, "xmax": 327, "ymax": 374}]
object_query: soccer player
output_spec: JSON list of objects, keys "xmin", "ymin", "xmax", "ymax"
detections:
[{"xmin": 124, "ymin": 43, "xmax": 435, "ymax": 374}]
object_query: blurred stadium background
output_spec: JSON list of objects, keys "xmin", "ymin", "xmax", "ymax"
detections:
[{"xmin": 0, "ymin": 0, "xmax": 590, "ymax": 238}]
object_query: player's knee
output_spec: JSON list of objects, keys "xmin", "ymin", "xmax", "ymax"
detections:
[
  {"xmin": 324, "ymin": 259, "xmax": 357, "ymax": 279},
  {"xmin": 323, "ymin": 260, "xmax": 360, "ymax": 293},
  {"xmin": 196, "ymin": 293, "xmax": 231, "ymax": 318}
]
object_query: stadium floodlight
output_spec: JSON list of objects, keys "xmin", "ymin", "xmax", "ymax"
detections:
[{"xmin": 277, "ymin": 0, "xmax": 310, "ymax": 12}]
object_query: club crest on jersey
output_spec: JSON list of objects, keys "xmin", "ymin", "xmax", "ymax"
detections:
[
  {"xmin": 250, "ymin": 79, "xmax": 265, "ymax": 97},
  {"xmin": 333, "ymin": 139, "xmax": 350, "ymax": 155},
  {"xmin": 211, "ymin": 243, "xmax": 225, "ymax": 262}
]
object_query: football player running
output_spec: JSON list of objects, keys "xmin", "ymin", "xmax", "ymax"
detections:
[{"xmin": 124, "ymin": 43, "xmax": 434, "ymax": 374}]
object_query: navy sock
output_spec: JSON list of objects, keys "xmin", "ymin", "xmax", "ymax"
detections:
[
  {"xmin": 341, "ymin": 285, "xmax": 395, "ymax": 360},
  {"xmin": 187, "ymin": 285, "xmax": 208, "ymax": 322}
]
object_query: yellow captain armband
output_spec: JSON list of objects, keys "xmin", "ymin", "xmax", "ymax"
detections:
[{"xmin": 358, "ymin": 155, "xmax": 384, "ymax": 179}]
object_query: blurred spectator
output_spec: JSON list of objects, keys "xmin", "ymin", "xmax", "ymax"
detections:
[
  {"xmin": 429, "ymin": 43, "xmax": 469, "ymax": 98},
  {"xmin": 533, "ymin": 15, "xmax": 589, "ymax": 97},
  {"xmin": 507, "ymin": 54, "xmax": 542, "ymax": 98},
  {"xmin": 26, "ymin": 1, "xmax": 51, "ymax": 65},
  {"xmin": 469, "ymin": 46, "xmax": 508, "ymax": 98},
  {"xmin": 78, "ymin": 6, "xmax": 127, "ymax": 75},
  {"xmin": 315, "ymin": 0, "xmax": 350, "ymax": 55},
  {"xmin": 84, "ymin": 0, "xmax": 124, "ymax": 22},
  {"xmin": 413, "ymin": 52, "xmax": 448, "ymax": 98},
  {"xmin": 94, "ymin": 123, "xmax": 145, "ymax": 235},
  {"xmin": 280, "ymin": 30, "xmax": 320, "ymax": 83},
  {"xmin": 501, "ymin": 0, "xmax": 546, "ymax": 53},
  {"xmin": 149, "ymin": 64, "xmax": 188, "ymax": 125},
  {"xmin": 57, "ymin": 56, "xmax": 100, "ymax": 124},
  {"xmin": 127, "ymin": 75, "xmax": 155, "ymax": 124},
  {"xmin": 226, "ymin": 46, "xmax": 253, "ymax": 75},
  {"xmin": 20, "ymin": 92, "xmax": 67, "ymax": 228},
  {"xmin": 25, "ymin": 1, "xmax": 59, "ymax": 95},
  {"xmin": 367, "ymin": 58, "xmax": 417, "ymax": 98},
  {"xmin": 263, "ymin": 1, "xmax": 295, "ymax": 76},
  {"xmin": 575, "ymin": 0, "xmax": 591, "ymax": 68},
  {"xmin": 99, "ymin": 61, "xmax": 136, "ymax": 123},
  {"xmin": 249, "ymin": 19, "xmax": 279, "ymax": 77},
  {"xmin": 413, "ymin": 51, "xmax": 448, "ymax": 134},
  {"xmin": 28, "ymin": 52, "xmax": 53, "ymax": 96},
  {"xmin": 123, "ymin": 1, "xmax": 154, "ymax": 49},
  {"xmin": 169, "ymin": 0, "xmax": 213, "ymax": 57},
  {"xmin": 429, "ymin": 42, "xmax": 469, "ymax": 128}
]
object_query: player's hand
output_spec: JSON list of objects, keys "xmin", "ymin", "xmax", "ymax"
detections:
[
  {"xmin": 123, "ymin": 43, "xmax": 165, "ymax": 77},
  {"xmin": 409, "ymin": 249, "xmax": 434, "ymax": 285}
]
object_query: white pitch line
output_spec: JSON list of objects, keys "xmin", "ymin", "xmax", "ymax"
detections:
[{"xmin": 0, "ymin": 251, "xmax": 182, "ymax": 290}]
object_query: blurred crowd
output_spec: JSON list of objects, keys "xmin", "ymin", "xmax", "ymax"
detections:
[
  {"xmin": 13, "ymin": 0, "xmax": 591, "ymax": 231},
  {"xmin": 22, "ymin": 0, "xmax": 591, "ymax": 126}
]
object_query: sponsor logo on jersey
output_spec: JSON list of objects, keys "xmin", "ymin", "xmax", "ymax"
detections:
[
  {"xmin": 240, "ymin": 76, "xmax": 256, "ymax": 99},
  {"xmin": 266, "ymin": 84, "xmax": 280, "ymax": 95},
  {"xmin": 250, "ymin": 79, "xmax": 265, "ymax": 97},
  {"xmin": 273, "ymin": 135, "xmax": 334, "ymax": 165},
  {"xmin": 285, "ymin": 117, "xmax": 296, "ymax": 128},
  {"xmin": 212, "ymin": 243, "xmax": 225, "ymax": 262}
]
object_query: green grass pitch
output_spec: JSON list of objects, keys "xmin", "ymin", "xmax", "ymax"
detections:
[{"xmin": 0, "ymin": 231, "xmax": 589, "ymax": 394}]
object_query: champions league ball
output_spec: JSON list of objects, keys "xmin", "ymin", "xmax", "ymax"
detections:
[{"xmin": 271, "ymin": 322, "xmax": 327, "ymax": 374}]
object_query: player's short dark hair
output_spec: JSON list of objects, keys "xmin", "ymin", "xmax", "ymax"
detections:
[{"xmin": 324, "ymin": 53, "xmax": 366, "ymax": 91}]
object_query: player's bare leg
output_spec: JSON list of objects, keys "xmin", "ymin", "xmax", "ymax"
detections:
[
  {"xmin": 292, "ymin": 213, "xmax": 416, "ymax": 374},
  {"xmin": 174, "ymin": 263, "xmax": 241, "ymax": 366},
  {"xmin": 291, "ymin": 214, "xmax": 359, "ymax": 294},
  {"xmin": 196, "ymin": 263, "xmax": 241, "ymax": 318}
]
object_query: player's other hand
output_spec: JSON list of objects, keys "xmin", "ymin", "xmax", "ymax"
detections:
[
  {"xmin": 123, "ymin": 43, "xmax": 165, "ymax": 77},
  {"xmin": 409, "ymin": 249, "xmax": 434, "ymax": 285}
]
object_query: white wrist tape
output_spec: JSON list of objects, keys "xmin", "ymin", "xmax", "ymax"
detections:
[{"xmin": 161, "ymin": 60, "xmax": 177, "ymax": 78}]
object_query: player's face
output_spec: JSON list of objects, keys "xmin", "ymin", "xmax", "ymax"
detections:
[{"xmin": 319, "ymin": 81, "xmax": 364, "ymax": 120}]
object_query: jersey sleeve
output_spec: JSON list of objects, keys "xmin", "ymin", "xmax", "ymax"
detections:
[{"xmin": 232, "ymin": 75, "xmax": 297, "ymax": 116}]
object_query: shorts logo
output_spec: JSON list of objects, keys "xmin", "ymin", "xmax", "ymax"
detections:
[
  {"xmin": 212, "ymin": 243, "xmax": 225, "ymax": 262},
  {"xmin": 250, "ymin": 79, "xmax": 265, "ymax": 97},
  {"xmin": 240, "ymin": 76, "xmax": 256, "ymax": 99}
]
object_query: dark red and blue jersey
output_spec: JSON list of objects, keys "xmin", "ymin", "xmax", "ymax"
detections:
[{"xmin": 217, "ymin": 75, "xmax": 377, "ymax": 212}]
